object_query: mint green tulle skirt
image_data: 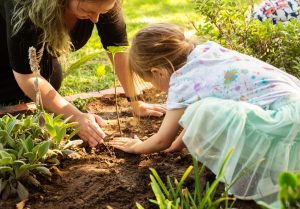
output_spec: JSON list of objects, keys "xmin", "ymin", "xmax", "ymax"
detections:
[{"xmin": 180, "ymin": 96, "xmax": 300, "ymax": 207}]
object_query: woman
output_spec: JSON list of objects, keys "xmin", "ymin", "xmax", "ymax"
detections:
[{"xmin": 0, "ymin": 0, "xmax": 165, "ymax": 147}]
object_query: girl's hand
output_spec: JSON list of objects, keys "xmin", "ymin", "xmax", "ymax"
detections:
[
  {"xmin": 76, "ymin": 113, "xmax": 107, "ymax": 147},
  {"xmin": 131, "ymin": 101, "xmax": 166, "ymax": 117},
  {"xmin": 109, "ymin": 135, "xmax": 142, "ymax": 154}
]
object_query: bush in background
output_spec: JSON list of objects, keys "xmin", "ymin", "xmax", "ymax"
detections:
[{"xmin": 194, "ymin": 0, "xmax": 300, "ymax": 78}]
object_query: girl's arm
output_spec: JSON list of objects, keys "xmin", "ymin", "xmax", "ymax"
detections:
[
  {"xmin": 13, "ymin": 71, "xmax": 106, "ymax": 147},
  {"xmin": 109, "ymin": 108, "xmax": 185, "ymax": 154}
]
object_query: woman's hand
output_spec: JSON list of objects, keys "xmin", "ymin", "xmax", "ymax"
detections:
[
  {"xmin": 76, "ymin": 113, "xmax": 107, "ymax": 147},
  {"xmin": 131, "ymin": 101, "xmax": 166, "ymax": 117},
  {"xmin": 109, "ymin": 135, "xmax": 142, "ymax": 154}
]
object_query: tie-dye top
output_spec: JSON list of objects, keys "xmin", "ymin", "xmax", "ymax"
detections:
[{"xmin": 167, "ymin": 41, "xmax": 300, "ymax": 110}]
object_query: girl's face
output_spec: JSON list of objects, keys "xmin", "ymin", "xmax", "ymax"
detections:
[
  {"xmin": 145, "ymin": 68, "xmax": 170, "ymax": 92},
  {"xmin": 67, "ymin": 0, "xmax": 116, "ymax": 23}
]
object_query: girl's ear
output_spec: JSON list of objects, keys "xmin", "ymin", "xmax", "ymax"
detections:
[{"xmin": 150, "ymin": 67, "xmax": 170, "ymax": 79}]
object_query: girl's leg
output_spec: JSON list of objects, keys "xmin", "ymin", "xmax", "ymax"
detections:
[{"xmin": 164, "ymin": 129, "xmax": 187, "ymax": 152}]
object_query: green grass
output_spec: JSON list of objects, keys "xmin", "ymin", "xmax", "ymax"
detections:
[{"xmin": 59, "ymin": 0, "xmax": 199, "ymax": 96}]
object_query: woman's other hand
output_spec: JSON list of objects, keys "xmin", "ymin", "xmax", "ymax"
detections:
[{"xmin": 131, "ymin": 101, "xmax": 166, "ymax": 117}]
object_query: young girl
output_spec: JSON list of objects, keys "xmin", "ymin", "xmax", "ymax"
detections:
[{"xmin": 109, "ymin": 23, "xmax": 300, "ymax": 207}]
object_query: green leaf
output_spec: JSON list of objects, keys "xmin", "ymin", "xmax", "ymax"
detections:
[
  {"xmin": 65, "ymin": 51, "xmax": 103, "ymax": 77},
  {"xmin": 63, "ymin": 139, "xmax": 83, "ymax": 150},
  {"xmin": 0, "ymin": 179, "xmax": 8, "ymax": 194},
  {"xmin": 0, "ymin": 150, "xmax": 12, "ymax": 159},
  {"xmin": 174, "ymin": 165, "xmax": 193, "ymax": 199},
  {"xmin": 96, "ymin": 65, "xmax": 107, "ymax": 77},
  {"xmin": 37, "ymin": 140, "xmax": 51, "ymax": 159},
  {"xmin": 0, "ymin": 166, "xmax": 13, "ymax": 174},
  {"xmin": 35, "ymin": 166, "xmax": 51, "ymax": 176},
  {"xmin": 136, "ymin": 203, "xmax": 145, "ymax": 209},
  {"xmin": 24, "ymin": 152, "xmax": 36, "ymax": 163},
  {"xmin": 279, "ymin": 172, "xmax": 298, "ymax": 188},
  {"xmin": 150, "ymin": 168, "xmax": 170, "ymax": 199},
  {"xmin": 66, "ymin": 129, "xmax": 80, "ymax": 141},
  {"xmin": 45, "ymin": 124, "xmax": 56, "ymax": 137},
  {"xmin": 17, "ymin": 181, "xmax": 29, "ymax": 200},
  {"xmin": 0, "ymin": 157, "xmax": 14, "ymax": 166}
]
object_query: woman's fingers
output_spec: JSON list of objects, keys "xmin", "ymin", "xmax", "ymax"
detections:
[
  {"xmin": 136, "ymin": 102, "xmax": 166, "ymax": 117},
  {"xmin": 95, "ymin": 114, "xmax": 107, "ymax": 127}
]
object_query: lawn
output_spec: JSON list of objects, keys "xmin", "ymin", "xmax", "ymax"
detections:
[{"xmin": 59, "ymin": 0, "xmax": 199, "ymax": 96}]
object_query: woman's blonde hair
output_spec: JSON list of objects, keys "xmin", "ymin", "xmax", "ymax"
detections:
[
  {"xmin": 12, "ymin": 0, "xmax": 119, "ymax": 57},
  {"xmin": 12, "ymin": 0, "xmax": 70, "ymax": 57},
  {"xmin": 127, "ymin": 23, "xmax": 195, "ymax": 99}
]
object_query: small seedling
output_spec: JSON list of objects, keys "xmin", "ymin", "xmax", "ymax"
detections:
[{"xmin": 106, "ymin": 45, "xmax": 130, "ymax": 136}]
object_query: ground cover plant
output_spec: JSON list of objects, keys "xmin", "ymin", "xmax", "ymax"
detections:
[{"xmin": 0, "ymin": 113, "xmax": 80, "ymax": 201}]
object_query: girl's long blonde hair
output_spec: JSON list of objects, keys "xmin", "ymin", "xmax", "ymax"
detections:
[
  {"xmin": 127, "ymin": 23, "xmax": 195, "ymax": 98},
  {"xmin": 12, "ymin": 0, "xmax": 120, "ymax": 57}
]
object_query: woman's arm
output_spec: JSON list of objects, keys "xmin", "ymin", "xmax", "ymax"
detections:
[
  {"xmin": 108, "ymin": 52, "xmax": 166, "ymax": 117},
  {"xmin": 109, "ymin": 108, "xmax": 185, "ymax": 154},
  {"xmin": 13, "ymin": 70, "xmax": 106, "ymax": 147}
]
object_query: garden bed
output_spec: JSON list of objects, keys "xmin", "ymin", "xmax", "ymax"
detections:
[{"xmin": 1, "ymin": 89, "xmax": 260, "ymax": 209}]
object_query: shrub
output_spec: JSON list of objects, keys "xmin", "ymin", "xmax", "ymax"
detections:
[
  {"xmin": 194, "ymin": 0, "xmax": 300, "ymax": 78},
  {"xmin": 0, "ymin": 113, "xmax": 80, "ymax": 200}
]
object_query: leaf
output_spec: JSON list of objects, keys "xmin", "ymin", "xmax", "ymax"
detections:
[
  {"xmin": 17, "ymin": 181, "xmax": 29, "ymax": 200},
  {"xmin": 55, "ymin": 127, "xmax": 66, "ymax": 145},
  {"xmin": 0, "ymin": 157, "xmax": 14, "ymax": 166},
  {"xmin": 0, "ymin": 166, "xmax": 13, "ymax": 174},
  {"xmin": 66, "ymin": 129, "xmax": 80, "ymax": 141},
  {"xmin": 136, "ymin": 203, "xmax": 145, "ymax": 209},
  {"xmin": 96, "ymin": 65, "xmax": 107, "ymax": 77},
  {"xmin": 27, "ymin": 175, "xmax": 41, "ymax": 187},
  {"xmin": 37, "ymin": 140, "xmax": 51, "ymax": 159},
  {"xmin": 35, "ymin": 166, "xmax": 51, "ymax": 176},
  {"xmin": 45, "ymin": 124, "xmax": 56, "ymax": 137},
  {"xmin": 63, "ymin": 140, "xmax": 83, "ymax": 150},
  {"xmin": 46, "ymin": 157, "xmax": 60, "ymax": 165},
  {"xmin": 279, "ymin": 172, "xmax": 298, "ymax": 188},
  {"xmin": 0, "ymin": 179, "xmax": 8, "ymax": 194},
  {"xmin": 24, "ymin": 152, "xmax": 36, "ymax": 163},
  {"xmin": 0, "ymin": 150, "xmax": 12, "ymax": 159},
  {"xmin": 150, "ymin": 168, "xmax": 170, "ymax": 199},
  {"xmin": 64, "ymin": 51, "xmax": 103, "ymax": 77}
]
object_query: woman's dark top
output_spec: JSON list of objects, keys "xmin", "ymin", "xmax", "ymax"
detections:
[{"xmin": 0, "ymin": 0, "xmax": 128, "ymax": 102}]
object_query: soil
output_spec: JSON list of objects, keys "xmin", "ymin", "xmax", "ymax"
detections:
[{"xmin": 1, "ymin": 89, "xmax": 260, "ymax": 209}]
